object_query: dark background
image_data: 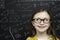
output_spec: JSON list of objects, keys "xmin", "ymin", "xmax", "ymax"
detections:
[{"xmin": 0, "ymin": 0, "xmax": 60, "ymax": 40}]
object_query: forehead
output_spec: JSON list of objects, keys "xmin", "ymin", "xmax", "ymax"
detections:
[{"xmin": 33, "ymin": 11, "xmax": 50, "ymax": 19}]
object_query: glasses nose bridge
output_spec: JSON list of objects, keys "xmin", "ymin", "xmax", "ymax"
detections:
[
  {"xmin": 40, "ymin": 19, "xmax": 44, "ymax": 22},
  {"xmin": 40, "ymin": 20, "xmax": 44, "ymax": 24},
  {"xmin": 41, "ymin": 19, "xmax": 44, "ymax": 21}
]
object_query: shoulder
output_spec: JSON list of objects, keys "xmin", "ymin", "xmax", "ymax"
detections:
[
  {"xmin": 56, "ymin": 37, "xmax": 60, "ymax": 40},
  {"xmin": 26, "ymin": 37, "xmax": 32, "ymax": 40},
  {"xmin": 26, "ymin": 36, "xmax": 37, "ymax": 40},
  {"xmin": 50, "ymin": 35, "xmax": 60, "ymax": 40}
]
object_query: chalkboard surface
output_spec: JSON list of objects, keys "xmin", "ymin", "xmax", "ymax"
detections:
[{"xmin": 0, "ymin": 0, "xmax": 60, "ymax": 40}]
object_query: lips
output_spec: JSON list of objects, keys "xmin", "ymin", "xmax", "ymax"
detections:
[{"xmin": 37, "ymin": 25, "xmax": 46, "ymax": 28}]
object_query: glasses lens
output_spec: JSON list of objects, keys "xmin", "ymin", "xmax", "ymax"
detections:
[
  {"xmin": 33, "ymin": 18, "xmax": 50, "ymax": 23},
  {"xmin": 44, "ymin": 19, "xmax": 49, "ymax": 23}
]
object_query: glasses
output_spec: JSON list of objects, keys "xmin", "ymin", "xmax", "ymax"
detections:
[{"xmin": 33, "ymin": 18, "xmax": 50, "ymax": 24}]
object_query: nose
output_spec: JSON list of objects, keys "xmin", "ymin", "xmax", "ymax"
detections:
[{"xmin": 40, "ymin": 21, "xmax": 44, "ymax": 25}]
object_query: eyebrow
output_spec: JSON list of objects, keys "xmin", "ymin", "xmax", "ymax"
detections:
[{"xmin": 33, "ymin": 18, "xmax": 50, "ymax": 19}]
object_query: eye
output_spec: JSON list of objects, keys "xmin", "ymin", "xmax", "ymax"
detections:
[
  {"xmin": 45, "ymin": 19, "xmax": 48, "ymax": 21},
  {"xmin": 36, "ymin": 18, "xmax": 40, "ymax": 21},
  {"xmin": 44, "ymin": 18, "xmax": 49, "ymax": 21},
  {"xmin": 36, "ymin": 18, "xmax": 39, "ymax": 21}
]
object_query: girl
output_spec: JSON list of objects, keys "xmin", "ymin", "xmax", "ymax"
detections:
[{"xmin": 26, "ymin": 8, "xmax": 59, "ymax": 40}]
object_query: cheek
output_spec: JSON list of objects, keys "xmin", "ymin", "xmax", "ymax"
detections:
[
  {"xmin": 32, "ymin": 22, "xmax": 38, "ymax": 27},
  {"xmin": 46, "ymin": 23, "xmax": 50, "ymax": 28}
]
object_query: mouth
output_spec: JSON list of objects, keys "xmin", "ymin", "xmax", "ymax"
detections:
[{"xmin": 37, "ymin": 25, "xmax": 46, "ymax": 28}]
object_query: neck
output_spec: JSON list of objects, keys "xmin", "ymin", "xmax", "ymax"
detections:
[{"xmin": 36, "ymin": 31, "xmax": 49, "ymax": 38}]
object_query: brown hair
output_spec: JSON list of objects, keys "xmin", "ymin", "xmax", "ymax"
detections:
[{"xmin": 29, "ymin": 7, "xmax": 57, "ymax": 40}]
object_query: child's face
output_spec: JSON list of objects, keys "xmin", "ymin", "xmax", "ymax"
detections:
[{"xmin": 32, "ymin": 11, "xmax": 50, "ymax": 33}]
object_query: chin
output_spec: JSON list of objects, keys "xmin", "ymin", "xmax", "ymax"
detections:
[
  {"xmin": 38, "ymin": 30, "xmax": 46, "ymax": 32},
  {"xmin": 37, "ymin": 29, "xmax": 48, "ymax": 33}
]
